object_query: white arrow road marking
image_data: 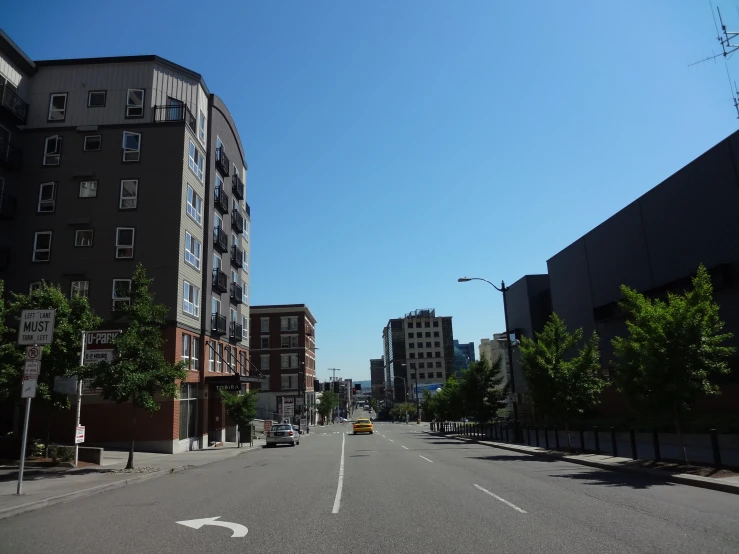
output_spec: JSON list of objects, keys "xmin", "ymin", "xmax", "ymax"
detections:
[
  {"xmin": 402, "ymin": 446, "xmax": 408, "ymax": 450},
  {"xmin": 474, "ymin": 484, "xmax": 527, "ymax": 514},
  {"xmin": 419, "ymin": 455, "xmax": 433, "ymax": 463},
  {"xmin": 332, "ymin": 432, "xmax": 346, "ymax": 514},
  {"xmin": 176, "ymin": 517, "xmax": 248, "ymax": 537}
]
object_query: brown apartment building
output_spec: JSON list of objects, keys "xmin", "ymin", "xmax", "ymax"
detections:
[
  {"xmin": 250, "ymin": 305, "xmax": 318, "ymax": 425},
  {"xmin": 0, "ymin": 30, "xmax": 254, "ymax": 452}
]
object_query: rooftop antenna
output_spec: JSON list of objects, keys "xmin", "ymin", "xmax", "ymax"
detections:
[
  {"xmin": 689, "ymin": 1, "xmax": 739, "ymax": 118},
  {"xmin": 328, "ymin": 368, "xmax": 341, "ymax": 382}
]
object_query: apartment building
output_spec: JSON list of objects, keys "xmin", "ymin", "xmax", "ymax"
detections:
[
  {"xmin": 382, "ymin": 309, "xmax": 455, "ymax": 402},
  {"xmin": 370, "ymin": 358, "xmax": 384, "ymax": 399},
  {"xmin": 0, "ymin": 31, "xmax": 252, "ymax": 452},
  {"xmin": 250, "ymin": 304, "xmax": 317, "ymax": 425}
]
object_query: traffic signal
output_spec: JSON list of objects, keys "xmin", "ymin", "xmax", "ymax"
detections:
[{"xmin": 352, "ymin": 388, "xmax": 356, "ymax": 394}]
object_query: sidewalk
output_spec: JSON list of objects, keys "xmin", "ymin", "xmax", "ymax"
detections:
[
  {"xmin": 429, "ymin": 431, "xmax": 739, "ymax": 495},
  {"xmin": 0, "ymin": 438, "xmax": 265, "ymax": 520}
]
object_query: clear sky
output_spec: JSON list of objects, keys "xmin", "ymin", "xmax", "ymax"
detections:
[{"xmin": 4, "ymin": 1, "xmax": 738, "ymax": 382}]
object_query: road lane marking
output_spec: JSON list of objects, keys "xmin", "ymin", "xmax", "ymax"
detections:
[
  {"xmin": 419, "ymin": 455, "xmax": 433, "ymax": 463},
  {"xmin": 474, "ymin": 484, "xmax": 527, "ymax": 514},
  {"xmin": 389, "ymin": 439, "xmax": 394, "ymax": 442},
  {"xmin": 332, "ymin": 433, "xmax": 346, "ymax": 514},
  {"xmin": 402, "ymin": 446, "xmax": 408, "ymax": 450}
]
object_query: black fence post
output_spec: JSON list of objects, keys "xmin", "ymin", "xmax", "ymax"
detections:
[
  {"xmin": 535, "ymin": 426, "xmax": 540, "ymax": 447},
  {"xmin": 652, "ymin": 429, "xmax": 661, "ymax": 462},
  {"xmin": 554, "ymin": 426, "xmax": 560, "ymax": 449},
  {"xmin": 579, "ymin": 427, "xmax": 586, "ymax": 452},
  {"xmin": 710, "ymin": 429, "xmax": 722, "ymax": 469},
  {"xmin": 544, "ymin": 426, "xmax": 550, "ymax": 449},
  {"xmin": 505, "ymin": 425, "xmax": 510, "ymax": 442},
  {"xmin": 526, "ymin": 426, "xmax": 531, "ymax": 445},
  {"xmin": 593, "ymin": 426, "xmax": 600, "ymax": 455},
  {"xmin": 630, "ymin": 427, "xmax": 637, "ymax": 460},
  {"xmin": 610, "ymin": 427, "xmax": 618, "ymax": 457}
]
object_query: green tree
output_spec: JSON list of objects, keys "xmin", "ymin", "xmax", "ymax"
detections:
[
  {"xmin": 369, "ymin": 397, "xmax": 379, "ymax": 414},
  {"xmin": 317, "ymin": 390, "xmax": 339, "ymax": 423},
  {"xmin": 612, "ymin": 264, "xmax": 735, "ymax": 464},
  {"xmin": 420, "ymin": 389, "xmax": 438, "ymax": 421},
  {"xmin": 519, "ymin": 313, "xmax": 606, "ymax": 449},
  {"xmin": 0, "ymin": 281, "xmax": 101, "ymax": 453},
  {"xmin": 434, "ymin": 375, "xmax": 463, "ymax": 423},
  {"xmin": 220, "ymin": 389, "xmax": 259, "ymax": 447},
  {"xmin": 80, "ymin": 264, "xmax": 187, "ymax": 469},
  {"xmin": 459, "ymin": 355, "xmax": 507, "ymax": 424}
]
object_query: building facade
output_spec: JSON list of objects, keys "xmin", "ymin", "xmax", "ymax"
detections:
[
  {"xmin": 370, "ymin": 358, "xmax": 384, "ymax": 399},
  {"xmin": 0, "ymin": 32, "xmax": 252, "ymax": 452},
  {"xmin": 250, "ymin": 304, "xmax": 317, "ymax": 425},
  {"xmin": 382, "ymin": 309, "xmax": 455, "ymax": 402},
  {"xmin": 453, "ymin": 339, "xmax": 475, "ymax": 376}
]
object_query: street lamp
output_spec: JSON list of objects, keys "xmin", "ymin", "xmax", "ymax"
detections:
[{"xmin": 458, "ymin": 276, "xmax": 521, "ymax": 442}]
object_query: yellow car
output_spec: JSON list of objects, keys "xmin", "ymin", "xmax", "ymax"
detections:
[{"xmin": 353, "ymin": 418, "xmax": 374, "ymax": 435}]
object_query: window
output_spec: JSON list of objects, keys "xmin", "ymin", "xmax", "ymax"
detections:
[
  {"xmin": 230, "ymin": 307, "xmax": 237, "ymax": 326},
  {"xmin": 191, "ymin": 338, "xmax": 199, "ymax": 370},
  {"xmin": 47, "ymin": 93, "xmax": 67, "ymax": 121},
  {"xmin": 217, "ymin": 343, "xmax": 223, "ymax": 372},
  {"xmin": 179, "ymin": 383, "xmax": 198, "ymax": 440},
  {"xmin": 182, "ymin": 334, "xmax": 190, "ymax": 364},
  {"xmin": 411, "ymin": 373, "xmax": 416, "ymax": 380},
  {"xmin": 419, "ymin": 372, "xmax": 425, "ymax": 378},
  {"xmin": 240, "ymin": 351, "xmax": 246, "ymax": 375},
  {"xmin": 281, "ymin": 375, "xmax": 297, "ymax": 390},
  {"xmin": 434, "ymin": 341, "xmax": 440, "ymax": 347},
  {"xmin": 83, "ymin": 135, "xmax": 101, "ymax": 152},
  {"xmin": 433, "ymin": 320, "xmax": 439, "ymax": 327},
  {"xmin": 115, "ymin": 227, "xmax": 135, "ymax": 258},
  {"xmin": 281, "ymin": 335, "xmax": 299, "ymax": 348},
  {"xmin": 32, "ymin": 232, "xmax": 52, "ymax": 262},
  {"xmin": 242, "ymin": 283, "xmax": 248, "ymax": 304},
  {"xmin": 208, "ymin": 342, "xmax": 215, "ymax": 372},
  {"xmin": 119, "ymin": 179, "xmax": 138, "ymax": 209},
  {"xmin": 243, "ymin": 251, "xmax": 248, "ymax": 273},
  {"xmin": 88, "ymin": 90, "xmax": 106, "ymax": 107},
  {"xmin": 425, "ymin": 332, "xmax": 431, "ymax": 338},
  {"xmin": 71, "ymin": 280, "xmax": 89, "ymax": 298},
  {"xmin": 186, "ymin": 186, "xmax": 202, "ymax": 224},
  {"xmin": 261, "ymin": 336, "xmax": 269, "ymax": 348},
  {"xmin": 437, "ymin": 371, "xmax": 443, "ymax": 378},
  {"xmin": 408, "ymin": 334, "xmax": 413, "ymax": 339},
  {"xmin": 112, "ymin": 279, "xmax": 131, "ymax": 310},
  {"xmin": 243, "ymin": 218, "xmax": 249, "ymax": 242},
  {"xmin": 408, "ymin": 322, "xmax": 414, "ymax": 328},
  {"xmin": 184, "ymin": 232, "xmax": 201, "ymax": 270},
  {"xmin": 409, "ymin": 343, "xmax": 415, "ymax": 349},
  {"xmin": 261, "ymin": 318, "xmax": 269, "ymax": 332},
  {"xmin": 280, "ymin": 316, "xmax": 298, "ymax": 331},
  {"xmin": 198, "ymin": 110, "xmax": 206, "ymax": 142},
  {"xmin": 75, "ymin": 229, "xmax": 93, "ymax": 247},
  {"xmin": 79, "ymin": 181, "xmax": 97, "ymax": 198},
  {"xmin": 409, "ymin": 353, "xmax": 415, "ymax": 359},
  {"xmin": 434, "ymin": 331, "xmax": 439, "ymax": 338},
  {"xmin": 37, "ymin": 182, "xmax": 56, "ymax": 212},
  {"xmin": 435, "ymin": 351, "xmax": 441, "ymax": 358},
  {"xmin": 29, "ymin": 282, "xmax": 42, "ymax": 292},
  {"xmin": 43, "ymin": 136, "xmax": 62, "ymax": 165},
  {"xmin": 188, "ymin": 140, "xmax": 204, "ymax": 181},
  {"xmin": 425, "ymin": 322, "xmax": 430, "ymax": 328},
  {"xmin": 410, "ymin": 363, "xmax": 416, "ymax": 370},
  {"xmin": 242, "ymin": 315, "xmax": 248, "ymax": 339},
  {"xmin": 212, "ymin": 296, "xmax": 221, "ymax": 316},
  {"xmin": 126, "ymin": 89, "xmax": 145, "ymax": 118},
  {"xmin": 183, "ymin": 281, "xmax": 200, "ymax": 317},
  {"xmin": 436, "ymin": 361, "xmax": 442, "ymax": 368},
  {"xmin": 261, "ymin": 354, "xmax": 270, "ymax": 371},
  {"xmin": 426, "ymin": 342, "xmax": 431, "ymax": 348},
  {"xmin": 122, "ymin": 132, "xmax": 141, "ymax": 162}
]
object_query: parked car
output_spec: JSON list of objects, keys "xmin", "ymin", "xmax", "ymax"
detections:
[{"xmin": 266, "ymin": 424, "xmax": 300, "ymax": 447}]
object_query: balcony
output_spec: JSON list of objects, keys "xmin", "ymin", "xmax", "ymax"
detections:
[
  {"xmin": 213, "ymin": 226, "xmax": 228, "ymax": 253},
  {"xmin": 229, "ymin": 321, "xmax": 243, "ymax": 342},
  {"xmin": 231, "ymin": 173, "xmax": 244, "ymax": 200},
  {"xmin": 153, "ymin": 104, "xmax": 196, "ymax": 135},
  {"xmin": 0, "ymin": 192, "xmax": 16, "ymax": 220},
  {"xmin": 0, "ymin": 83, "xmax": 29, "ymax": 123},
  {"xmin": 244, "ymin": 201, "xmax": 251, "ymax": 218},
  {"xmin": 214, "ymin": 185, "xmax": 229, "ymax": 214},
  {"xmin": 212, "ymin": 268, "xmax": 228, "ymax": 293},
  {"xmin": 230, "ymin": 245, "xmax": 243, "ymax": 268},
  {"xmin": 211, "ymin": 313, "xmax": 227, "ymax": 335},
  {"xmin": 230, "ymin": 282, "xmax": 243, "ymax": 305},
  {"xmin": 0, "ymin": 136, "xmax": 22, "ymax": 170},
  {"xmin": 215, "ymin": 146, "xmax": 230, "ymax": 177},
  {"xmin": 232, "ymin": 209, "xmax": 244, "ymax": 233}
]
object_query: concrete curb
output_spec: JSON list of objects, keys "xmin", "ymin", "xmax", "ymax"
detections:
[
  {"xmin": 425, "ymin": 431, "xmax": 739, "ymax": 496},
  {"xmin": 0, "ymin": 443, "xmax": 264, "ymax": 521}
]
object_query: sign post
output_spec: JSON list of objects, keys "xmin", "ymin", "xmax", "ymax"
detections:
[
  {"xmin": 16, "ymin": 310, "xmax": 55, "ymax": 495},
  {"xmin": 74, "ymin": 331, "xmax": 86, "ymax": 467}
]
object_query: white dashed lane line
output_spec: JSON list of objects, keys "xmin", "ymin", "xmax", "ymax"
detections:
[
  {"xmin": 419, "ymin": 455, "xmax": 433, "ymax": 463},
  {"xmin": 473, "ymin": 484, "xmax": 527, "ymax": 514}
]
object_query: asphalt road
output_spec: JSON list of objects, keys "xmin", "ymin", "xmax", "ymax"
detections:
[{"xmin": 0, "ymin": 413, "xmax": 738, "ymax": 553}]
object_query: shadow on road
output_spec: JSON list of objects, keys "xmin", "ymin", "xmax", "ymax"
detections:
[{"xmin": 0, "ymin": 467, "xmax": 111, "ymax": 482}]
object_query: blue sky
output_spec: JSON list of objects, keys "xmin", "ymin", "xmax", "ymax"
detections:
[{"xmin": 4, "ymin": 1, "xmax": 738, "ymax": 381}]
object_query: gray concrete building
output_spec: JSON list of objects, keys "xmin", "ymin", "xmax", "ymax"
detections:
[{"xmin": 0, "ymin": 31, "xmax": 252, "ymax": 452}]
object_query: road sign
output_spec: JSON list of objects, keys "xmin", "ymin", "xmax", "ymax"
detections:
[
  {"xmin": 75, "ymin": 426, "xmax": 85, "ymax": 444},
  {"xmin": 21, "ymin": 380, "xmax": 36, "ymax": 398},
  {"xmin": 264, "ymin": 420, "xmax": 273, "ymax": 434},
  {"xmin": 176, "ymin": 517, "xmax": 248, "ymax": 538},
  {"xmin": 300, "ymin": 418, "xmax": 307, "ymax": 432},
  {"xmin": 23, "ymin": 361, "xmax": 41, "ymax": 380},
  {"xmin": 54, "ymin": 376, "xmax": 78, "ymax": 395},
  {"xmin": 17, "ymin": 309, "xmax": 56, "ymax": 345},
  {"xmin": 282, "ymin": 397, "xmax": 295, "ymax": 417},
  {"xmin": 26, "ymin": 346, "xmax": 42, "ymax": 362}
]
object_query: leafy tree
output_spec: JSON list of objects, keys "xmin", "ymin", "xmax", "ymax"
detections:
[
  {"xmin": 317, "ymin": 390, "xmax": 339, "ymax": 423},
  {"xmin": 612, "ymin": 264, "xmax": 735, "ymax": 464},
  {"xmin": 220, "ymin": 388, "xmax": 259, "ymax": 447},
  {"xmin": 433, "ymin": 375, "xmax": 463, "ymax": 422},
  {"xmin": 80, "ymin": 264, "xmax": 187, "ymax": 469},
  {"xmin": 369, "ymin": 397, "xmax": 379, "ymax": 414},
  {"xmin": 519, "ymin": 313, "xmax": 606, "ymax": 450},
  {"xmin": 459, "ymin": 355, "xmax": 506, "ymax": 424},
  {"xmin": 0, "ymin": 281, "xmax": 101, "ymax": 453},
  {"xmin": 420, "ymin": 389, "xmax": 437, "ymax": 421}
]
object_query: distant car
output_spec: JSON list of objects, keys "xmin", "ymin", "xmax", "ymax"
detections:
[
  {"xmin": 266, "ymin": 423, "xmax": 300, "ymax": 447},
  {"xmin": 353, "ymin": 418, "xmax": 374, "ymax": 435}
]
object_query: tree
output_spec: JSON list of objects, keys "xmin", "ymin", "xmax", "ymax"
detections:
[
  {"xmin": 420, "ymin": 389, "xmax": 438, "ymax": 421},
  {"xmin": 433, "ymin": 375, "xmax": 463, "ymax": 423},
  {"xmin": 81, "ymin": 264, "xmax": 187, "ymax": 469},
  {"xmin": 519, "ymin": 313, "xmax": 606, "ymax": 450},
  {"xmin": 369, "ymin": 397, "xmax": 379, "ymax": 414},
  {"xmin": 317, "ymin": 390, "xmax": 339, "ymax": 423},
  {"xmin": 220, "ymin": 389, "xmax": 258, "ymax": 447},
  {"xmin": 0, "ymin": 281, "xmax": 101, "ymax": 454},
  {"xmin": 459, "ymin": 355, "xmax": 507, "ymax": 424},
  {"xmin": 612, "ymin": 264, "xmax": 735, "ymax": 464}
]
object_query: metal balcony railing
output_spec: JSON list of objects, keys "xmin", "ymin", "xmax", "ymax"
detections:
[
  {"xmin": 216, "ymin": 146, "xmax": 230, "ymax": 177},
  {"xmin": 232, "ymin": 209, "xmax": 244, "ymax": 233},
  {"xmin": 214, "ymin": 185, "xmax": 229, "ymax": 214},
  {"xmin": 230, "ymin": 282, "xmax": 243, "ymax": 305},
  {"xmin": 232, "ymin": 173, "xmax": 244, "ymax": 200},
  {"xmin": 230, "ymin": 322, "xmax": 243, "ymax": 341},
  {"xmin": 0, "ymin": 136, "xmax": 22, "ymax": 170},
  {"xmin": 231, "ymin": 245, "xmax": 243, "ymax": 268},
  {"xmin": 211, "ymin": 313, "xmax": 227, "ymax": 335},
  {"xmin": 212, "ymin": 269, "xmax": 228, "ymax": 293},
  {"xmin": 244, "ymin": 201, "xmax": 251, "ymax": 218},
  {"xmin": 153, "ymin": 104, "xmax": 196, "ymax": 134},
  {"xmin": 0, "ymin": 192, "xmax": 16, "ymax": 220},
  {"xmin": 0, "ymin": 83, "xmax": 29, "ymax": 123},
  {"xmin": 213, "ymin": 227, "xmax": 228, "ymax": 253}
]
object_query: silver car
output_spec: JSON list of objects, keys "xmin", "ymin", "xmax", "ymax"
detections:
[{"xmin": 266, "ymin": 423, "xmax": 300, "ymax": 447}]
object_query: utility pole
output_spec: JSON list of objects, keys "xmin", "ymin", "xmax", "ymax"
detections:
[{"xmin": 328, "ymin": 368, "xmax": 341, "ymax": 382}]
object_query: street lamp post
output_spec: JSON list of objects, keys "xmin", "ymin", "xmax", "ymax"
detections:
[{"xmin": 458, "ymin": 276, "xmax": 521, "ymax": 442}]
